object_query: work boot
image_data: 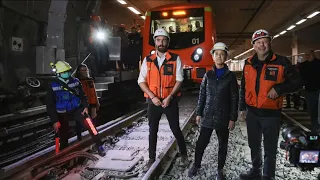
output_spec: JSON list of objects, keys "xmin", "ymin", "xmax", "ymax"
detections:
[
  {"xmin": 97, "ymin": 145, "xmax": 106, "ymax": 157},
  {"xmin": 179, "ymin": 154, "xmax": 189, "ymax": 167},
  {"xmin": 143, "ymin": 159, "xmax": 155, "ymax": 173},
  {"xmin": 216, "ymin": 169, "xmax": 226, "ymax": 180},
  {"xmin": 239, "ymin": 168, "xmax": 262, "ymax": 180},
  {"xmin": 188, "ymin": 164, "xmax": 199, "ymax": 177}
]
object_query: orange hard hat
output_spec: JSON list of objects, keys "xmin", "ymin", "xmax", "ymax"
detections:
[{"xmin": 90, "ymin": 15, "xmax": 101, "ymax": 22}]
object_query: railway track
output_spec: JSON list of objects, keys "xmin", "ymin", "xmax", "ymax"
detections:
[
  {"xmin": 0, "ymin": 95, "xmax": 144, "ymax": 170},
  {"xmin": 282, "ymin": 97, "xmax": 311, "ymax": 132},
  {"xmin": 1, "ymin": 92, "xmax": 198, "ymax": 180}
]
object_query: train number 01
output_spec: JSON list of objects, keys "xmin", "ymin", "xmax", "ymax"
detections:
[{"xmin": 192, "ymin": 38, "xmax": 200, "ymax": 44}]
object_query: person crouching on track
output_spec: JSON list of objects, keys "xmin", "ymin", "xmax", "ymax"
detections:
[
  {"xmin": 188, "ymin": 42, "xmax": 239, "ymax": 180},
  {"xmin": 75, "ymin": 64, "xmax": 100, "ymax": 141},
  {"xmin": 46, "ymin": 61, "xmax": 106, "ymax": 156},
  {"xmin": 138, "ymin": 28, "xmax": 188, "ymax": 172}
]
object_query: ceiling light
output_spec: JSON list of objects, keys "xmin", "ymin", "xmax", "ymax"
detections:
[
  {"xmin": 117, "ymin": 0, "xmax": 127, "ymax": 5},
  {"xmin": 128, "ymin": 7, "xmax": 140, "ymax": 14},
  {"xmin": 141, "ymin": 16, "xmax": 146, "ymax": 20},
  {"xmin": 296, "ymin": 19, "xmax": 307, "ymax": 25},
  {"xmin": 280, "ymin": 31, "xmax": 287, "ymax": 35},
  {"xmin": 273, "ymin": 34, "xmax": 280, "ymax": 38},
  {"xmin": 307, "ymin": 11, "xmax": 320, "ymax": 18},
  {"xmin": 286, "ymin": 25, "xmax": 296, "ymax": 30}
]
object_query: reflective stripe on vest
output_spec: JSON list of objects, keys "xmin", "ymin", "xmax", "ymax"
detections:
[
  {"xmin": 244, "ymin": 54, "xmax": 285, "ymax": 110},
  {"xmin": 51, "ymin": 78, "xmax": 81, "ymax": 113},
  {"xmin": 80, "ymin": 79, "xmax": 98, "ymax": 104},
  {"xmin": 144, "ymin": 52, "xmax": 181, "ymax": 99}
]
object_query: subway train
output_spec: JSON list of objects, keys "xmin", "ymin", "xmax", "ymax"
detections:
[{"xmin": 142, "ymin": 3, "xmax": 216, "ymax": 84}]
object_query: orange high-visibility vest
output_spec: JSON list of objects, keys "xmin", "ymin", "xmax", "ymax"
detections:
[
  {"xmin": 244, "ymin": 54, "xmax": 285, "ymax": 110},
  {"xmin": 144, "ymin": 52, "xmax": 181, "ymax": 99},
  {"xmin": 80, "ymin": 79, "xmax": 98, "ymax": 105}
]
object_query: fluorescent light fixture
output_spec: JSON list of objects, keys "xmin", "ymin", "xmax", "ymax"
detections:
[
  {"xmin": 307, "ymin": 11, "xmax": 320, "ymax": 18},
  {"xmin": 128, "ymin": 7, "xmax": 140, "ymax": 14},
  {"xmin": 280, "ymin": 30, "xmax": 287, "ymax": 35},
  {"xmin": 141, "ymin": 16, "xmax": 146, "ymax": 20},
  {"xmin": 117, "ymin": 0, "xmax": 127, "ymax": 4},
  {"xmin": 273, "ymin": 34, "xmax": 280, "ymax": 38},
  {"xmin": 296, "ymin": 19, "xmax": 306, "ymax": 25},
  {"xmin": 234, "ymin": 48, "xmax": 254, "ymax": 59},
  {"xmin": 287, "ymin": 25, "xmax": 296, "ymax": 30}
]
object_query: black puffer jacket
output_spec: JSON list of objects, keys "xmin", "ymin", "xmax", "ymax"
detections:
[{"xmin": 196, "ymin": 66, "xmax": 239, "ymax": 129}]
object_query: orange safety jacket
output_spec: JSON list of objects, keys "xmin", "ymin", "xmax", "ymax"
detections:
[
  {"xmin": 80, "ymin": 78, "xmax": 98, "ymax": 105},
  {"xmin": 243, "ymin": 54, "xmax": 285, "ymax": 110},
  {"xmin": 89, "ymin": 25, "xmax": 95, "ymax": 44},
  {"xmin": 144, "ymin": 52, "xmax": 181, "ymax": 99}
]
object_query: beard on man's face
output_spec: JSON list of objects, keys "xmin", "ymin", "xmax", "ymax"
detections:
[{"xmin": 157, "ymin": 45, "xmax": 167, "ymax": 53}]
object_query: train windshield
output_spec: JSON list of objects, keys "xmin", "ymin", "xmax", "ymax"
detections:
[{"xmin": 149, "ymin": 8, "xmax": 205, "ymax": 49}]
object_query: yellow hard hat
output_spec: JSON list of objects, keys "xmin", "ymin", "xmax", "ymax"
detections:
[{"xmin": 50, "ymin": 61, "xmax": 72, "ymax": 73}]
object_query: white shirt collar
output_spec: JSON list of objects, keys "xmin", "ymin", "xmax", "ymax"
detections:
[{"xmin": 156, "ymin": 51, "xmax": 167, "ymax": 59}]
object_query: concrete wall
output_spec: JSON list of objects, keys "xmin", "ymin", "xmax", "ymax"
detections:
[
  {"xmin": 0, "ymin": 0, "xmax": 93, "ymax": 89},
  {"xmin": 0, "ymin": 0, "xmax": 50, "ymax": 88}
]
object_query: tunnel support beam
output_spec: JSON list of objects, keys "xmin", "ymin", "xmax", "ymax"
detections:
[
  {"xmin": 36, "ymin": 0, "xmax": 68, "ymax": 74},
  {"xmin": 46, "ymin": 0, "xmax": 68, "ymax": 50},
  {"xmin": 291, "ymin": 32, "xmax": 298, "ymax": 65}
]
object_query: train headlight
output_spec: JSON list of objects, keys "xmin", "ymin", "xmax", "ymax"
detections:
[
  {"xmin": 196, "ymin": 48, "xmax": 203, "ymax": 55},
  {"xmin": 194, "ymin": 54, "xmax": 200, "ymax": 61},
  {"xmin": 191, "ymin": 47, "xmax": 203, "ymax": 62}
]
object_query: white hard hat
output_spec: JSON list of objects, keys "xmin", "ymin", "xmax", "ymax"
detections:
[
  {"xmin": 210, "ymin": 42, "xmax": 229, "ymax": 54},
  {"xmin": 153, "ymin": 28, "xmax": 170, "ymax": 41},
  {"xmin": 252, "ymin": 29, "xmax": 272, "ymax": 44}
]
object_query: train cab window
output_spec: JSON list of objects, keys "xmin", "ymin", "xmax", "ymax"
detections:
[{"xmin": 149, "ymin": 8, "xmax": 205, "ymax": 49}]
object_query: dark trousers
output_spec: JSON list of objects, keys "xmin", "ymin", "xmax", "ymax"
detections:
[
  {"xmin": 305, "ymin": 91, "xmax": 319, "ymax": 132},
  {"xmin": 88, "ymin": 44, "xmax": 109, "ymax": 76},
  {"xmin": 148, "ymin": 99, "xmax": 187, "ymax": 160},
  {"xmin": 246, "ymin": 111, "xmax": 280, "ymax": 178},
  {"xmin": 58, "ymin": 108, "xmax": 102, "ymax": 150},
  {"xmin": 194, "ymin": 126, "xmax": 229, "ymax": 170}
]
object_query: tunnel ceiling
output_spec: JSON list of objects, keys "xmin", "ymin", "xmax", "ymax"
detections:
[{"xmin": 103, "ymin": 0, "xmax": 320, "ymax": 57}]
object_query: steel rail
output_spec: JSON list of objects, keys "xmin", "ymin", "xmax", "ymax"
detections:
[
  {"xmin": 281, "ymin": 112, "xmax": 311, "ymax": 132},
  {"xmin": 0, "ymin": 108, "xmax": 147, "ymax": 180},
  {"xmin": 142, "ymin": 109, "xmax": 196, "ymax": 180}
]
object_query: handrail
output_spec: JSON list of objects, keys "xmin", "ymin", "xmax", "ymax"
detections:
[{"xmin": 71, "ymin": 53, "xmax": 92, "ymax": 76}]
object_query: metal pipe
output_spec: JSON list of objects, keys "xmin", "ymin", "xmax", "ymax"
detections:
[
  {"xmin": 229, "ymin": 0, "xmax": 267, "ymax": 49},
  {"xmin": 71, "ymin": 53, "xmax": 91, "ymax": 76}
]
